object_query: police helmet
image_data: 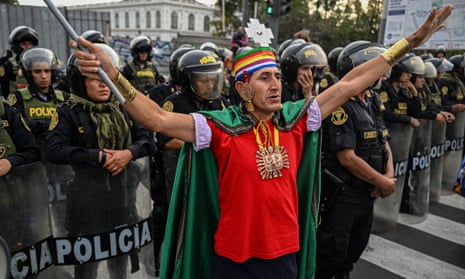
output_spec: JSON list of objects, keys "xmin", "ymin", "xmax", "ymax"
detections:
[
  {"xmin": 389, "ymin": 53, "xmax": 423, "ymax": 81},
  {"xmin": 129, "ymin": 35, "xmax": 153, "ymax": 60},
  {"xmin": 200, "ymin": 42, "xmax": 219, "ymax": 56},
  {"xmin": 280, "ymin": 42, "xmax": 328, "ymax": 82},
  {"xmin": 448, "ymin": 54, "xmax": 465, "ymax": 73},
  {"xmin": 337, "ymin": 40, "xmax": 387, "ymax": 79},
  {"xmin": 20, "ymin": 47, "xmax": 59, "ymax": 84},
  {"xmin": 426, "ymin": 57, "xmax": 454, "ymax": 73},
  {"xmin": 327, "ymin": 46, "xmax": 343, "ymax": 72},
  {"xmin": 81, "ymin": 30, "xmax": 105, "ymax": 44},
  {"xmin": 169, "ymin": 46, "xmax": 194, "ymax": 84},
  {"xmin": 424, "ymin": 61, "xmax": 438, "ymax": 79},
  {"xmin": 67, "ymin": 43, "xmax": 122, "ymax": 99},
  {"xmin": 177, "ymin": 49, "xmax": 224, "ymax": 100},
  {"xmin": 400, "ymin": 54, "xmax": 425, "ymax": 75},
  {"xmin": 8, "ymin": 26, "xmax": 39, "ymax": 55},
  {"xmin": 217, "ymin": 47, "xmax": 233, "ymax": 62}
]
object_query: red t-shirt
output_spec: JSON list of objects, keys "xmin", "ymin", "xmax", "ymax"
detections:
[{"xmin": 208, "ymin": 116, "xmax": 308, "ymax": 262}]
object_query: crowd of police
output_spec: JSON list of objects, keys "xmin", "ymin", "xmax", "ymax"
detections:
[{"xmin": 0, "ymin": 23, "xmax": 464, "ymax": 279}]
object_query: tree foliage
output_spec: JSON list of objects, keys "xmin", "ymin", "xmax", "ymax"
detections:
[{"xmin": 211, "ymin": 0, "xmax": 384, "ymax": 54}]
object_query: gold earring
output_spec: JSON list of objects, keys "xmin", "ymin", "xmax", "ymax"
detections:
[{"xmin": 242, "ymin": 83, "xmax": 255, "ymax": 112}]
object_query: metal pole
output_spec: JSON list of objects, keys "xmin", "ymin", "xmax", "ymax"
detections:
[
  {"xmin": 222, "ymin": 0, "xmax": 225, "ymax": 36},
  {"xmin": 241, "ymin": 0, "xmax": 249, "ymax": 29},
  {"xmin": 43, "ymin": 0, "xmax": 126, "ymax": 104},
  {"xmin": 378, "ymin": 0, "xmax": 389, "ymax": 44}
]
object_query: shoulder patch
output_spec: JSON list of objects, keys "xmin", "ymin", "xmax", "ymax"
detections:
[
  {"xmin": 441, "ymin": 86, "xmax": 448, "ymax": 95},
  {"xmin": 162, "ymin": 101, "xmax": 174, "ymax": 112},
  {"xmin": 330, "ymin": 107, "xmax": 348, "ymax": 126},
  {"xmin": 48, "ymin": 110, "xmax": 59, "ymax": 131},
  {"xmin": 379, "ymin": 91, "xmax": 389, "ymax": 103},
  {"xmin": 319, "ymin": 78, "xmax": 328, "ymax": 89},
  {"xmin": 7, "ymin": 94, "xmax": 17, "ymax": 106},
  {"xmin": 0, "ymin": 66, "xmax": 4, "ymax": 77}
]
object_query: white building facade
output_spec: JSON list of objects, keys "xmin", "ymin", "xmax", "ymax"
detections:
[{"xmin": 69, "ymin": 0, "xmax": 218, "ymax": 42}]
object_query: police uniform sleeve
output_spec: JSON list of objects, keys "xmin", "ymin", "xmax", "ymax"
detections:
[
  {"xmin": 324, "ymin": 104, "xmax": 357, "ymax": 152},
  {"xmin": 126, "ymin": 116, "xmax": 156, "ymax": 160},
  {"xmin": 4, "ymin": 104, "xmax": 40, "ymax": 167},
  {"xmin": 47, "ymin": 105, "xmax": 100, "ymax": 165}
]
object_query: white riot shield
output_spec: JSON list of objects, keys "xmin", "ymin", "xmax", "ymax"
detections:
[
  {"xmin": 441, "ymin": 112, "xmax": 465, "ymax": 196},
  {"xmin": 401, "ymin": 120, "xmax": 432, "ymax": 224},
  {"xmin": 0, "ymin": 163, "xmax": 55, "ymax": 279},
  {"xmin": 429, "ymin": 120, "xmax": 446, "ymax": 203},
  {"xmin": 372, "ymin": 122, "xmax": 413, "ymax": 233},
  {"xmin": 49, "ymin": 157, "xmax": 154, "ymax": 279}
]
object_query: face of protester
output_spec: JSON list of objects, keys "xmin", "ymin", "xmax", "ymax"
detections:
[
  {"xmin": 30, "ymin": 62, "xmax": 52, "ymax": 93},
  {"xmin": 85, "ymin": 77, "xmax": 111, "ymax": 102},
  {"xmin": 237, "ymin": 67, "xmax": 282, "ymax": 120}
]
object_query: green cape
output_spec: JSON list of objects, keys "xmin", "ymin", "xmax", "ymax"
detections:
[{"xmin": 159, "ymin": 98, "xmax": 321, "ymax": 279}]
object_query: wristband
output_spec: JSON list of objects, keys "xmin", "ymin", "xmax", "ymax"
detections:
[
  {"xmin": 100, "ymin": 151, "xmax": 107, "ymax": 165},
  {"xmin": 381, "ymin": 38, "xmax": 411, "ymax": 66},
  {"xmin": 113, "ymin": 72, "xmax": 136, "ymax": 103}
]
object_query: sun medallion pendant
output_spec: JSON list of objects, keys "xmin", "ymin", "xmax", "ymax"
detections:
[{"xmin": 256, "ymin": 145, "xmax": 290, "ymax": 180}]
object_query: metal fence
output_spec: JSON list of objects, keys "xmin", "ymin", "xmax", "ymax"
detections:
[{"xmin": 0, "ymin": 3, "xmax": 110, "ymax": 63}]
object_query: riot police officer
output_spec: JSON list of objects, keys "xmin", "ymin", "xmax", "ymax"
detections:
[
  {"xmin": 0, "ymin": 26, "xmax": 39, "ymax": 99},
  {"xmin": 122, "ymin": 35, "xmax": 165, "ymax": 94},
  {"xmin": 47, "ymin": 44, "xmax": 154, "ymax": 279},
  {"xmin": 280, "ymin": 42, "xmax": 327, "ymax": 101},
  {"xmin": 438, "ymin": 54, "xmax": 465, "ymax": 109},
  {"xmin": 8, "ymin": 47, "xmax": 68, "ymax": 162},
  {"xmin": 0, "ymin": 100, "xmax": 39, "ymax": 175},
  {"xmin": 377, "ymin": 53, "xmax": 422, "ymax": 127},
  {"xmin": 316, "ymin": 41, "xmax": 395, "ymax": 279}
]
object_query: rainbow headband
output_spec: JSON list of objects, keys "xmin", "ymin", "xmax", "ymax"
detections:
[{"xmin": 232, "ymin": 47, "xmax": 277, "ymax": 81}]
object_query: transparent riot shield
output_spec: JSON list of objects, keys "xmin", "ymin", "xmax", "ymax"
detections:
[
  {"xmin": 372, "ymin": 123, "xmax": 413, "ymax": 233},
  {"xmin": 401, "ymin": 120, "xmax": 432, "ymax": 224},
  {"xmin": 0, "ymin": 162, "xmax": 55, "ymax": 279},
  {"xmin": 441, "ymin": 112, "xmax": 465, "ymax": 196},
  {"xmin": 429, "ymin": 120, "xmax": 446, "ymax": 203},
  {"xmin": 50, "ymin": 157, "xmax": 154, "ymax": 279}
]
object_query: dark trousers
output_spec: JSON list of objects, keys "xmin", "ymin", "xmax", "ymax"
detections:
[
  {"xmin": 211, "ymin": 252, "xmax": 297, "ymax": 279},
  {"xmin": 316, "ymin": 199, "xmax": 374, "ymax": 279}
]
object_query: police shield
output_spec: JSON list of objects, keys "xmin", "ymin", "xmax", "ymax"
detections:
[
  {"xmin": 50, "ymin": 157, "xmax": 154, "ymax": 279},
  {"xmin": 442, "ymin": 112, "xmax": 465, "ymax": 196},
  {"xmin": 401, "ymin": 120, "xmax": 432, "ymax": 223},
  {"xmin": 0, "ymin": 162, "xmax": 55, "ymax": 279},
  {"xmin": 429, "ymin": 120, "xmax": 446, "ymax": 203},
  {"xmin": 372, "ymin": 122, "xmax": 413, "ymax": 233}
]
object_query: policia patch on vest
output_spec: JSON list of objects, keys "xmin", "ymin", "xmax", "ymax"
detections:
[
  {"xmin": 162, "ymin": 101, "xmax": 174, "ymax": 112},
  {"xmin": 7, "ymin": 94, "xmax": 17, "ymax": 106},
  {"xmin": 330, "ymin": 107, "xmax": 348, "ymax": 126},
  {"xmin": 49, "ymin": 110, "xmax": 59, "ymax": 131},
  {"xmin": 319, "ymin": 78, "xmax": 328, "ymax": 89}
]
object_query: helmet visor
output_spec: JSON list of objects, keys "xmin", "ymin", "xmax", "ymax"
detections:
[
  {"xmin": 402, "ymin": 56, "xmax": 425, "ymax": 75},
  {"xmin": 438, "ymin": 58, "xmax": 454, "ymax": 72},
  {"xmin": 188, "ymin": 67, "xmax": 224, "ymax": 100},
  {"xmin": 21, "ymin": 48, "xmax": 57, "ymax": 70},
  {"xmin": 348, "ymin": 46, "xmax": 386, "ymax": 68}
]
